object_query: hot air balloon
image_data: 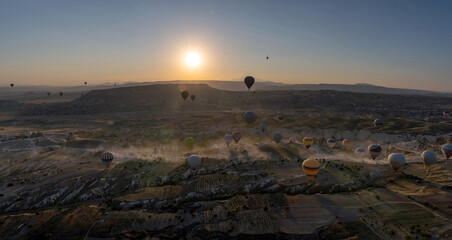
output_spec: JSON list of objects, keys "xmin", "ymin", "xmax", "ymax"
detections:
[
  {"xmin": 421, "ymin": 151, "xmax": 437, "ymax": 169},
  {"xmin": 232, "ymin": 131, "xmax": 242, "ymax": 143},
  {"xmin": 224, "ymin": 134, "xmax": 233, "ymax": 145},
  {"xmin": 10, "ymin": 83, "xmax": 14, "ymax": 87},
  {"xmin": 275, "ymin": 115, "xmax": 285, "ymax": 124},
  {"xmin": 355, "ymin": 147, "xmax": 366, "ymax": 155},
  {"xmin": 243, "ymin": 111, "xmax": 257, "ymax": 125},
  {"xmin": 244, "ymin": 76, "xmax": 255, "ymax": 90},
  {"xmin": 184, "ymin": 137, "xmax": 195, "ymax": 149},
  {"xmin": 24, "ymin": 131, "xmax": 32, "ymax": 138},
  {"xmin": 181, "ymin": 91, "xmax": 189, "ymax": 100},
  {"xmin": 273, "ymin": 132, "xmax": 282, "ymax": 143},
  {"xmin": 84, "ymin": 82, "xmax": 87, "ymax": 85},
  {"xmin": 327, "ymin": 138, "xmax": 336, "ymax": 149},
  {"xmin": 266, "ymin": 56, "xmax": 269, "ymax": 59},
  {"xmin": 441, "ymin": 144, "xmax": 452, "ymax": 159},
  {"xmin": 342, "ymin": 139, "xmax": 352, "ymax": 150},
  {"xmin": 388, "ymin": 153, "xmax": 405, "ymax": 171},
  {"xmin": 59, "ymin": 92, "xmax": 63, "ymax": 96},
  {"xmin": 259, "ymin": 123, "xmax": 267, "ymax": 132},
  {"xmin": 190, "ymin": 95, "xmax": 196, "ymax": 101},
  {"xmin": 47, "ymin": 92, "xmax": 50, "ymax": 96},
  {"xmin": 289, "ymin": 137, "xmax": 296, "ymax": 144},
  {"xmin": 302, "ymin": 158, "xmax": 320, "ymax": 180},
  {"xmin": 374, "ymin": 119, "xmax": 384, "ymax": 129},
  {"xmin": 101, "ymin": 152, "xmax": 114, "ymax": 163},
  {"xmin": 187, "ymin": 155, "xmax": 201, "ymax": 169},
  {"xmin": 443, "ymin": 111, "xmax": 451, "ymax": 117},
  {"xmin": 303, "ymin": 137, "xmax": 313, "ymax": 149},
  {"xmin": 253, "ymin": 130, "xmax": 262, "ymax": 138},
  {"xmin": 368, "ymin": 144, "xmax": 382, "ymax": 160}
]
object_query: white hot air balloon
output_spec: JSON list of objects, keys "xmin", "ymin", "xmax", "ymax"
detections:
[
  {"xmin": 388, "ymin": 153, "xmax": 405, "ymax": 171},
  {"xmin": 187, "ymin": 155, "xmax": 201, "ymax": 169},
  {"xmin": 327, "ymin": 138, "xmax": 336, "ymax": 149},
  {"xmin": 355, "ymin": 147, "xmax": 366, "ymax": 155},
  {"xmin": 24, "ymin": 131, "xmax": 32, "ymax": 138},
  {"xmin": 368, "ymin": 144, "xmax": 382, "ymax": 160},
  {"xmin": 441, "ymin": 144, "xmax": 452, "ymax": 159}
]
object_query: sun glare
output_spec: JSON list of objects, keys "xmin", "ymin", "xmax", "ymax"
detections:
[{"xmin": 185, "ymin": 52, "xmax": 201, "ymax": 67}]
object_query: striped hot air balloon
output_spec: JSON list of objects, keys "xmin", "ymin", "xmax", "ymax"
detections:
[
  {"xmin": 101, "ymin": 152, "xmax": 114, "ymax": 163},
  {"xmin": 303, "ymin": 137, "xmax": 313, "ymax": 149},
  {"xmin": 302, "ymin": 158, "xmax": 320, "ymax": 180},
  {"xmin": 232, "ymin": 131, "xmax": 242, "ymax": 143},
  {"xmin": 368, "ymin": 144, "xmax": 382, "ymax": 160},
  {"xmin": 441, "ymin": 144, "xmax": 452, "ymax": 159}
]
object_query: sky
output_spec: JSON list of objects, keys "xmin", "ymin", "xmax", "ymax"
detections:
[{"xmin": 1, "ymin": 0, "xmax": 451, "ymax": 92}]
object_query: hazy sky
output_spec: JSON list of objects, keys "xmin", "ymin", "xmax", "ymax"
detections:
[{"xmin": 1, "ymin": 0, "xmax": 451, "ymax": 92}]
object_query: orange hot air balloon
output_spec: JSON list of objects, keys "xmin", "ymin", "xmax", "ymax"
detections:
[
  {"xmin": 342, "ymin": 139, "xmax": 352, "ymax": 150},
  {"xmin": 302, "ymin": 158, "xmax": 320, "ymax": 180},
  {"xmin": 303, "ymin": 137, "xmax": 313, "ymax": 149}
]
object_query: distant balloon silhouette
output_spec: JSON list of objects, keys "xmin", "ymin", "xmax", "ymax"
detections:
[
  {"xmin": 273, "ymin": 132, "xmax": 282, "ymax": 143},
  {"xmin": 421, "ymin": 151, "xmax": 437, "ymax": 169},
  {"xmin": 181, "ymin": 91, "xmax": 189, "ymax": 100},
  {"xmin": 101, "ymin": 152, "xmax": 114, "ymax": 163},
  {"xmin": 84, "ymin": 82, "xmax": 87, "ymax": 85},
  {"xmin": 266, "ymin": 56, "xmax": 269, "ymax": 59},
  {"xmin": 374, "ymin": 119, "xmax": 384, "ymax": 130},
  {"xmin": 368, "ymin": 144, "xmax": 382, "ymax": 160},
  {"xmin": 114, "ymin": 83, "xmax": 117, "ymax": 86},
  {"xmin": 47, "ymin": 92, "xmax": 50, "ymax": 96},
  {"xmin": 243, "ymin": 111, "xmax": 257, "ymax": 125},
  {"xmin": 441, "ymin": 144, "xmax": 452, "ymax": 159},
  {"xmin": 244, "ymin": 76, "xmax": 255, "ymax": 90},
  {"xmin": 224, "ymin": 134, "xmax": 233, "ymax": 145},
  {"xmin": 187, "ymin": 155, "xmax": 201, "ymax": 169},
  {"xmin": 59, "ymin": 92, "xmax": 63, "ymax": 96},
  {"xmin": 232, "ymin": 131, "xmax": 242, "ymax": 143},
  {"xmin": 10, "ymin": 83, "xmax": 14, "ymax": 87},
  {"xmin": 190, "ymin": 95, "xmax": 196, "ymax": 101}
]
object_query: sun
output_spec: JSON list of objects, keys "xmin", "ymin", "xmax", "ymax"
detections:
[{"xmin": 185, "ymin": 52, "xmax": 201, "ymax": 67}]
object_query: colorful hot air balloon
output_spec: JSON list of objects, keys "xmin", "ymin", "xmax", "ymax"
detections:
[
  {"xmin": 289, "ymin": 137, "xmax": 296, "ymax": 144},
  {"xmin": 59, "ymin": 92, "xmax": 63, "ymax": 96},
  {"xmin": 101, "ymin": 152, "xmax": 114, "ymax": 163},
  {"xmin": 342, "ymin": 139, "xmax": 352, "ymax": 150},
  {"xmin": 421, "ymin": 150, "xmax": 437, "ymax": 169},
  {"xmin": 327, "ymin": 138, "xmax": 336, "ymax": 149},
  {"xmin": 443, "ymin": 111, "xmax": 451, "ymax": 117},
  {"xmin": 190, "ymin": 95, "xmax": 196, "ymax": 101},
  {"xmin": 244, "ymin": 76, "xmax": 255, "ymax": 90},
  {"xmin": 368, "ymin": 144, "xmax": 382, "ymax": 160},
  {"xmin": 224, "ymin": 134, "xmax": 233, "ymax": 145},
  {"xmin": 24, "ymin": 131, "xmax": 32, "ymax": 138},
  {"xmin": 303, "ymin": 137, "xmax": 313, "ymax": 149},
  {"xmin": 10, "ymin": 83, "xmax": 14, "ymax": 87},
  {"xmin": 374, "ymin": 119, "xmax": 384, "ymax": 129},
  {"xmin": 302, "ymin": 158, "xmax": 320, "ymax": 180},
  {"xmin": 184, "ymin": 137, "xmax": 195, "ymax": 149},
  {"xmin": 355, "ymin": 147, "xmax": 366, "ymax": 155},
  {"xmin": 187, "ymin": 155, "xmax": 201, "ymax": 169},
  {"xmin": 273, "ymin": 132, "xmax": 282, "ymax": 143},
  {"xmin": 243, "ymin": 111, "xmax": 257, "ymax": 124},
  {"xmin": 181, "ymin": 91, "xmax": 189, "ymax": 100},
  {"xmin": 232, "ymin": 131, "xmax": 242, "ymax": 143},
  {"xmin": 388, "ymin": 153, "xmax": 405, "ymax": 171},
  {"xmin": 441, "ymin": 144, "xmax": 452, "ymax": 159}
]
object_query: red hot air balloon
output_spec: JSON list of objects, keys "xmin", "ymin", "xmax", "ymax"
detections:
[
  {"xmin": 244, "ymin": 76, "xmax": 255, "ymax": 90},
  {"xmin": 181, "ymin": 91, "xmax": 189, "ymax": 100}
]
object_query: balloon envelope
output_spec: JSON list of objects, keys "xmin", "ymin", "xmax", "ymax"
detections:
[
  {"xmin": 10, "ymin": 83, "xmax": 14, "ymax": 87},
  {"xmin": 327, "ymin": 138, "xmax": 336, "ymax": 149},
  {"xmin": 184, "ymin": 137, "xmax": 195, "ymax": 149},
  {"xmin": 190, "ymin": 95, "xmax": 196, "ymax": 101},
  {"xmin": 232, "ymin": 131, "xmax": 242, "ymax": 143},
  {"xmin": 24, "ymin": 131, "xmax": 32, "ymax": 137},
  {"xmin": 289, "ymin": 137, "xmax": 296, "ymax": 144},
  {"xmin": 187, "ymin": 155, "xmax": 201, "ymax": 169},
  {"xmin": 302, "ymin": 158, "xmax": 320, "ymax": 180},
  {"xmin": 273, "ymin": 132, "xmax": 282, "ymax": 143},
  {"xmin": 101, "ymin": 152, "xmax": 114, "ymax": 163},
  {"xmin": 368, "ymin": 144, "xmax": 382, "ymax": 160},
  {"xmin": 374, "ymin": 119, "xmax": 384, "ymax": 129},
  {"xmin": 303, "ymin": 137, "xmax": 313, "ymax": 149},
  {"xmin": 355, "ymin": 147, "xmax": 366, "ymax": 155},
  {"xmin": 181, "ymin": 91, "xmax": 189, "ymax": 100},
  {"xmin": 388, "ymin": 153, "xmax": 405, "ymax": 171},
  {"xmin": 244, "ymin": 76, "xmax": 255, "ymax": 90},
  {"xmin": 224, "ymin": 134, "xmax": 233, "ymax": 145},
  {"xmin": 421, "ymin": 150, "xmax": 437, "ymax": 168},
  {"xmin": 342, "ymin": 139, "xmax": 352, "ymax": 150},
  {"xmin": 243, "ymin": 112, "xmax": 258, "ymax": 124},
  {"xmin": 441, "ymin": 144, "xmax": 452, "ymax": 159},
  {"xmin": 259, "ymin": 123, "xmax": 267, "ymax": 132},
  {"xmin": 59, "ymin": 92, "xmax": 63, "ymax": 96}
]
